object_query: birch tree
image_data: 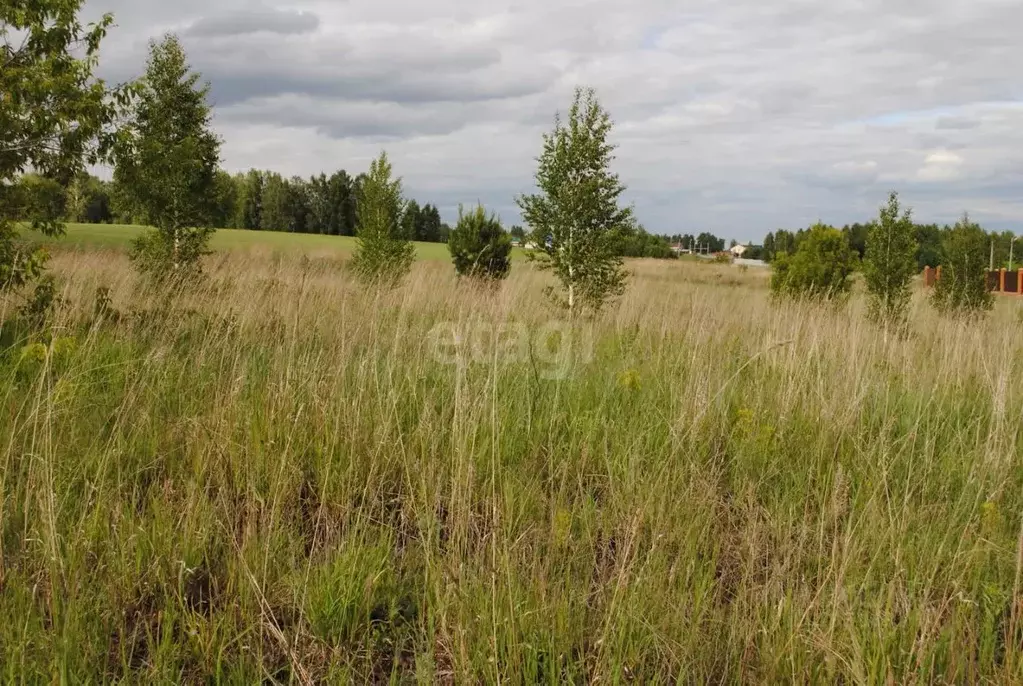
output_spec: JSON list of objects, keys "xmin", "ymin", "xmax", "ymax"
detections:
[
  {"xmin": 863, "ymin": 191, "xmax": 919, "ymax": 330},
  {"xmin": 114, "ymin": 34, "xmax": 220, "ymax": 279},
  {"xmin": 517, "ymin": 87, "xmax": 632, "ymax": 312}
]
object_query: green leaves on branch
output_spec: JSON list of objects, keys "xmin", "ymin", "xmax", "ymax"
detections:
[
  {"xmin": 0, "ymin": 1, "xmax": 121, "ymax": 179},
  {"xmin": 113, "ymin": 34, "xmax": 220, "ymax": 280},
  {"xmin": 0, "ymin": 223, "xmax": 49, "ymax": 291},
  {"xmin": 448, "ymin": 204, "xmax": 512, "ymax": 282},
  {"xmin": 1, "ymin": 0, "xmax": 128, "ymax": 290},
  {"xmin": 517, "ymin": 87, "xmax": 632, "ymax": 313},
  {"xmin": 351, "ymin": 151, "xmax": 415, "ymax": 285}
]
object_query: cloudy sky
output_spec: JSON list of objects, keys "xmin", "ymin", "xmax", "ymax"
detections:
[{"xmin": 84, "ymin": 0, "xmax": 1023, "ymax": 241}]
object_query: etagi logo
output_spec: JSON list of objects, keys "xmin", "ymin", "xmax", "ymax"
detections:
[{"xmin": 427, "ymin": 321, "xmax": 595, "ymax": 380}]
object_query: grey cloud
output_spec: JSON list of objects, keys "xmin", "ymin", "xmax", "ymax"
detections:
[
  {"xmin": 97, "ymin": 21, "xmax": 536, "ymax": 108},
  {"xmin": 220, "ymin": 96, "xmax": 471, "ymax": 138},
  {"xmin": 198, "ymin": 54, "xmax": 550, "ymax": 109},
  {"xmin": 84, "ymin": 0, "xmax": 1023, "ymax": 237},
  {"xmin": 186, "ymin": 9, "xmax": 320, "ymax": 37},
  {"xmin": 936, "ymin": 116, "xmax": 980, "ymax": 130},
  {"xmin": 217, "ymin": 88, "xmax": 562, "ymax": 141}
]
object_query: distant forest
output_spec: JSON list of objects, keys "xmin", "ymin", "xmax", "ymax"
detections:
[
  {"xmin": 19, "ymin": 171, "xmax": 1018, "ymax": 269},
  {"xmin": 50, "ymin": 170, "xmax": 449, "ymax": 242},
  {"xmin": 764, "ymin": 222, "xmax": 1019, "ymax": 270},
  {"xmin": 21, "ymin": 170, "xmax": 686, "ymax": 258}
]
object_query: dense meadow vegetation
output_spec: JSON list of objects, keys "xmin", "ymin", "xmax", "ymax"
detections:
[
  {"xmin": 6, "ymin": 1, "xmax": 1023, "ymax": 681},
  {"xmin": 2, "ymin": 244, "xmax": 1023, "ymax": 682}
]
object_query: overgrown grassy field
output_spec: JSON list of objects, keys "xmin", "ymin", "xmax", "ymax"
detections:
[
  {"xmin": 1, "ymin": 248, "xmax": 1022, "ymax": 682},
  {"xmin": 37, "ymin": 223, "xmax": 462, "ymax": 260}
]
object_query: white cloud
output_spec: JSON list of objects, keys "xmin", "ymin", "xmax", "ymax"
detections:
[
  {"xmin": 917, "ymin": 150, "xmax": 965, "ymax": 182},
  {"xmin": 925, "ymin": 151, "xmax": 964, "ymax": 165},
  {"xmin": 83, "ymin": 0, "xmax": 1023, "ymax": 239}
]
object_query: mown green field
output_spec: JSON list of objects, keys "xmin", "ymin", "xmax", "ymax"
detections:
[{"xmin": 37, "ymin": 223, "xmax": 461, "ymax": 260}]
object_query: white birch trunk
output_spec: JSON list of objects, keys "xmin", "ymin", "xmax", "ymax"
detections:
[{"xmin": 567, "ymin": 225, "xmax": 575, "ymax": 313}]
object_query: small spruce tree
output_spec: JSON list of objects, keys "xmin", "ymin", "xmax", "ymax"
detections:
[
  {"xmin": 400, "ymin": 199, "xmax": 420, "ymax": 241},
  {"xmin": 447, "ymin": 204, "xmax": 512, "ymax": 281},
  {"xmin": 114, "ymin": 34, "xmax": 220, "ymax": 280},
  {"xmin": 351, "ymin": 152, "xmax": 415, "ymax": 283},
  {"xmin": 932, "ymin": 213, "xmax": 993, "ymax": 316},
  {"xmin": 863, "ymin": 191, "xmax": 919, "ymax": 330}
]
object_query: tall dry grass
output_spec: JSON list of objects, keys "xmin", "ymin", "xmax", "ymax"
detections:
[{"xmin": 1, "ymin": 249, "xmax": 1021, "ymax": 682}]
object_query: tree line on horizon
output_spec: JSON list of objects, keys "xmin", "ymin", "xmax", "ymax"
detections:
[
  {"xmin": 13, "ymin": 168, "xmax": 451, "ymax": 242},
  {"xmin": 12, "ymin": 169, "xmax": 684, "ymax": 260},
  {"xmin": 11, "ymin": 151, "xmax": 1016, "ymax": 279},
  {"xmin": 762, "ymin": 221, "xmax": 1017, "ymax": 271},
  {"xmin": 768, "ymin": 192, "xmax": 996, "ymax": 323},
  {"xmin": 29, "ymin": 169, "xmax": 1017, "ymax": 273}
]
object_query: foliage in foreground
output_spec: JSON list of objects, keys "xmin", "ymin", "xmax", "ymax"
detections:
[
  {"xmin": 518, "ymin": 87, "xmax": 632, "ymax": 312},
  {"xmin": 351, "ymin": 152, "xmax": 415, "ymax": 284},
  {"xmin": 770, "ymin": 222, "xmax": 856, "ymax": 300},
  {"xmin": 0, "ymin": 0, "xmax": 124, "ymax": 290},
  {"xmin": 1, "ymin": 252, "xmax": 1022, "ymax": 683},
  {"xmin": 447, "ymin": 204, "xmax": 512, "ymax": 281},
  {"xmin": 932, "ymin": 213, "xmax": 994, "ymax": 316},
  {"xmin": 114, "ymin": 34, "xmax": 220, "ymax": 279},
  {"xmin": 863, "ymin": 191, "xmax": 919, "ymax": 330}
]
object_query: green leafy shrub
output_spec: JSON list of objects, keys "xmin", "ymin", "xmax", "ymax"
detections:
[
  {"xmin": 770, "ymin": 223, "xmax": 856, "ymax": 300},
  {"xmin": 19, "ymin": 275, "xmax": 63, "ymax": 329},
  {"xmin": 616, "ymin": 225, "xmax": 678, "ymax": 259},
  {"xmin": 932, "ymin": 213, "xmax": 993, "ymax": 316},
  {"xmin": 129, "ymin": 226, "xmax": 213, "ymax": 282},
  {"xmin": 17, "ymin": 342, "xmax": 48, "ymax": 370},
  {"xmin": 15, "ymin": 336, "xmax": 76, "ymax": 382}
]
